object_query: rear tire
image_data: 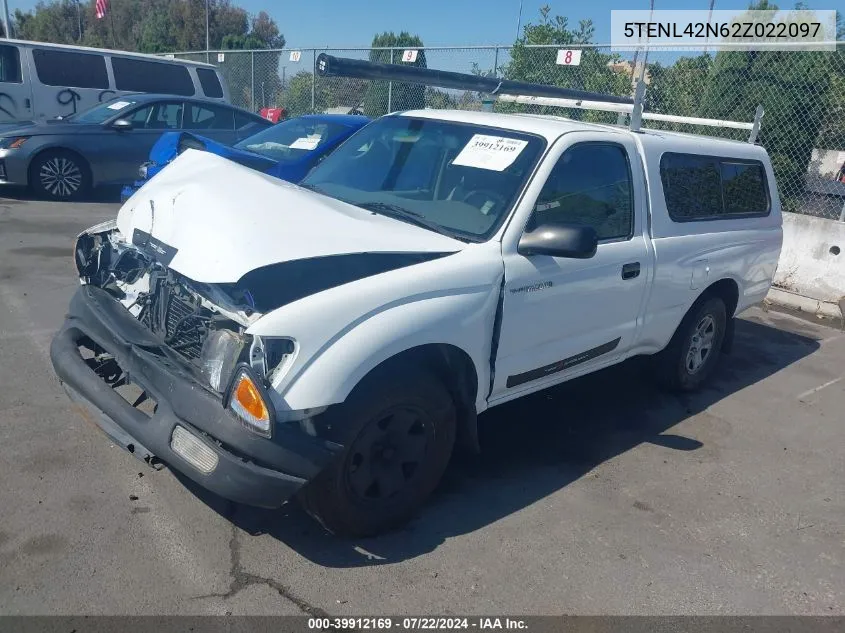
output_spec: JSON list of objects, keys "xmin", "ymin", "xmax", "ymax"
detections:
[
  {"xmin": 299, "ymin": 367, "xmax": 456, "ymax": 537},
  {"xmin": 30, "ymin": 149, "xmax": 91, "ymax": 201},
  {"xmin": 655, "ymin": 296, "xmax": 727, "ymax": 392}
]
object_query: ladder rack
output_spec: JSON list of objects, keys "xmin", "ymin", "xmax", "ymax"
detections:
[{"xmin": 315, "ymin": 54, "xmax": 764, "ymax": 143}]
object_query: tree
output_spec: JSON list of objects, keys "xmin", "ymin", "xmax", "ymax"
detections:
[
  {"xmin": 699, "ymin": 0, "xmax": 835, "ymax": 211},
  {"xmin": 645, "ymin": 54, "xmax": 713, "ymax": 120},
  {"xmin": 362, "ymin": 31, "xmax": 427, "ymax": 117},
  {"xmin": 501, "ymin": 6, "xmax": 631, "ymax": 122},
  {"xmin": 14, "ymin": 0, "xmax": 85, "ymax": 44}
]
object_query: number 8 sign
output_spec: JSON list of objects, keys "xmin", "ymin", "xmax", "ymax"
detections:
[{"xmin": 555, "ymin": 49, "xmax": 582, "ymax": 66}]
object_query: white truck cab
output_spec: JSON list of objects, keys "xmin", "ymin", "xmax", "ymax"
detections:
[{"xmin": 50, "ymin": 63, "xmax": 782, "ymax": 537}]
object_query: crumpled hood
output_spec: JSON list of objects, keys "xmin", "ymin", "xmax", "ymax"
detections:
[{"xmin": 116, "ymin": 149, "xmax": 464, "ymax": 284}]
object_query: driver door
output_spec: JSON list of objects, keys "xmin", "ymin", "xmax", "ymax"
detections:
[{"xmin": 490, "ymin": 132, "xmax": 650, "ymax": 402}]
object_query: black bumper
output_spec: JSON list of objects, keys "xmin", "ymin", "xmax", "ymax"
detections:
[{"xmin": 50, "ymin": 285, "xmax": 341, "ymax": 508}]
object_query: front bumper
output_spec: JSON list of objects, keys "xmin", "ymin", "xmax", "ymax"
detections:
[
  {"xmin": 0, "ymin": 149, "xmax": 29, "ymax": 186},
  {"xmin": 50, "ymin": 285, "xmax": 341, "ymax": 508}
]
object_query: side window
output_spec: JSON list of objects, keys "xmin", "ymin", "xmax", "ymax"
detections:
[
  {"xmin": 196, "ymin": 68, "xmax": 224, "ymax": 99},
  {"xmin": 531, "ymin": 143, "xmax": 634, "ymax": 240},
  {"xmin": 721, "ymin": 161, "xmax": 769, "ymax": 215},
  {"xmin": 0, "ymin": 45, "xmax": 22, "ymax": 83},
  {"xmin": 112, "ymin": 58, "xmax": 195, "ymax": 96},
  {"xmin": 32, "ymin": 49, "xmax": 109, "ymax": 89},
  {"xmin": 660, "ymin": 153, "xmax": 770, "ymax": 220},
  {"xmin": 125, "ymin": 102, "xmax": 183, "ymax": 130},
  {"xmin": 185, "ymin": 103, "xmax": 234, "ymax": 130}
]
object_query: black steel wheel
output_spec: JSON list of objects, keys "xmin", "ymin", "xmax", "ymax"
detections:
[{"xmin": 300, "ymin": 366, "xmax": 456, "ymax": 537}]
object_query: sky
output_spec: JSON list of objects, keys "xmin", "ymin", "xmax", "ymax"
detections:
[{"xmin": 7, "ymin": 0, "xmax": 834, "ymax": 48}]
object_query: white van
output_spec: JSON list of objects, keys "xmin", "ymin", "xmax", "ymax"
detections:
[{"xmin": 0, "ymin": 39, "xmax": 230, "ymax": 124}]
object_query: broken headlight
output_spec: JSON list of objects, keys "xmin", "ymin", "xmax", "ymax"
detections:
[{"xmin": 199, "ymin": 329, "xmax": 246, "ymax": 393}]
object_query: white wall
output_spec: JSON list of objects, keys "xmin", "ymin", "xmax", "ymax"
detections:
[{"xmin": 773, "ymin": 212, "xmax": 845, "ymax": 306}]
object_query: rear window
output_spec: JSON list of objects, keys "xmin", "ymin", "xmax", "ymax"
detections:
[
  {"xmin": 660, "ymin": 153, "xmax": 770, "ymax": 221},
  {"xmin": 112, "ymin": 58, "xmax": 195, "ymax": 96},
  {"xmin": 32, "ymin": 48, "xmax": 109, "ymax": 89},
  {"xmin": 196, "ymin": 68, "xmax": 224, "ymax": 98},
  {"xmin": 0, "ymin": 44, "xmax": 22, "ymax": 83}
]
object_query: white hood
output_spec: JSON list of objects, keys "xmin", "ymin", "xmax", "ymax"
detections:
[{"xmin": 116, "ymin": 149, "xmax": 464, "ymax": 283}]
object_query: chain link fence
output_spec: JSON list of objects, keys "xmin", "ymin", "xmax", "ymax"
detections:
[{"xmin": 166, "ymin": 44, "xmax": 845, "ymax": 221}]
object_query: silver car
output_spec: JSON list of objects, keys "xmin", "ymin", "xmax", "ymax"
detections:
[{"xmin": 0, "ymin": 93, "xmax": 272, "ymax": 200}]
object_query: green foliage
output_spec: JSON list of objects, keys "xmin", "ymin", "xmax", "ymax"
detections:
[
  {"xmin": 645, "ymin": 54, "xmax": 713, "ymax": 117},
  {"xmin": 500, "ymin": 6, "xmax": 631, "ymax": 122},
  {"xmin": 280, "ymin": 71, "xmax": 368, "ymax": 116},
  {"xmin": 698, "ymin": 0, "xmax": 835, "ymax": 207},
  {"xmin": 363, "ymin": 31, "xmax": 427, "ymax": 117},
  {"xmin": 13, "ymin": 0, "xmax": 282, "ymax": 55}
]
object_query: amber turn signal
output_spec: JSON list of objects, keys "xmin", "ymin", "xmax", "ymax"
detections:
[{"xmin": 227, "ymin": 368, "xmax": 272, "ymax": 438}]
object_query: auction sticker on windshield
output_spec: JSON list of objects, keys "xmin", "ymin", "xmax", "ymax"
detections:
[
  {"xmin": 452, "ymin": 134, "xmax": 528, "ymax": 171},
  {"xmin": 289, "ymin": 137, "xmax": 321, "ymax": 150},
  {"xmin": 108, "ymin": 101, "xmax": 133, "ymax": 110}
]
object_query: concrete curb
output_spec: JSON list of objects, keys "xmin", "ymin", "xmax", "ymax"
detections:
[{"xmin": 766, "ymin": 286, "xmax": 844, "ymax": 324}]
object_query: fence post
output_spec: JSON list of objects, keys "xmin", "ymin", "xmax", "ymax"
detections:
[
  {"xmin": 493, "ymin": 46, "xmax": 499, "ymax": 77},
  {"xmin": 311, "ymin": 49, "xmax": 316, "ymax": 113},
  {"xmin": 250, "ymin": 51, "xmax": 255, "ymax": 111},
  {"xmin": 387, "ymin": 48, "xmax": 394, "ymax": 114}
]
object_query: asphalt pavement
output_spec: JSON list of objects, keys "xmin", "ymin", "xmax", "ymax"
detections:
[{"xmin": 0, "ymin": 191, "xmax": 843, "ymax": 615}]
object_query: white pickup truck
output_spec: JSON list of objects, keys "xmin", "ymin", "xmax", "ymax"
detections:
[{"xmin": 51, "ymin": 106, "xmax": 782, "ymax": 536}]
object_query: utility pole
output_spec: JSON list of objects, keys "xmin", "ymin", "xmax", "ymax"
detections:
[
  {"xmin": 206, "ymin": 0, "xmax": 210, "ymax": 63},
  {"xmin": 515, "ymin": 0, "xmax": 523, "ymax": 41},
  {"xmin": 75, "ymin": 0, "xmax": 83, "ymax": 42},
  {"xmin": 0, "ymin": 0, "xmax": 11, "ymax": 39}
]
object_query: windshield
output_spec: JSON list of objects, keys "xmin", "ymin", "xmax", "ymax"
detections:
[
  {"xmin": 299, "ymin": 116, "xmax": 545, "ymax": 241},
  {"xmin": 234, "ymin": 118, "xmax": 351, "ymax": 162},
  {"xmin": 70, "ymin": 98, "xmax": 139, "ymax": 124}
]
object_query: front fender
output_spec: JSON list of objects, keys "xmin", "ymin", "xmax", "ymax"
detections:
[
  {"xmin": 245, "ymin": 244, "xmax": 503, "ymax": 413},
  {"xmin": 277, "ymin": 286, "xmax": 499, "ymax": 414}
]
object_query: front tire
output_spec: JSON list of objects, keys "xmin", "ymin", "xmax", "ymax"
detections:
[
  {"xmin": 655, "ymin": 296, "xmax": 727, "ymax": 392},
  {"xmin": 300, "ymin": 367, "xmax": 456, "ymax": 537},
  {"xmin": 30, "ymin": 150, "xmax": 91, "ymax": 201}
]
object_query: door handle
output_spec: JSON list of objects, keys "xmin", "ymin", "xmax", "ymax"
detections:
[
  {"xmin": 24, "ymin": 98, "xmax": 31, "ymax": 109},
  {"xmin": 621, "ymin": 262, "xmax": 641, "ymax": 280}
]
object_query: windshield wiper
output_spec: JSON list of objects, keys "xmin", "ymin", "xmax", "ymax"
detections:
[{"xmin": 356, "ymin": 201, "xmax": 446, "ymax": 235}]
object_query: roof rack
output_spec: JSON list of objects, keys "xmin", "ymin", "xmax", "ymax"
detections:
[
  {"xmin": 316, "ymin": 53, "xmax": 633, "ymax": 105},
  {"xmin": 316, "ymin": 54, "xmax": 764, "ymax": 144}
]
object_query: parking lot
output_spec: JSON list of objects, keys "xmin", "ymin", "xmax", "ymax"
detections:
[{"xmin": 0, "ymin": 192, "xmax": 843, "ymax": 616}]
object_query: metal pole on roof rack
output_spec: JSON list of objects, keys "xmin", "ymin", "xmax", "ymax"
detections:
[
  {"xmin": 316, "ymin": 53, "xmax": 634, "ymax": 105},
  {"xmin": 629, "ymin": 80, "xmax": 647, "ymax": 132},
  {"xmin": 748, "ymin": 105, "xmax": 764, "ymax": 143}
]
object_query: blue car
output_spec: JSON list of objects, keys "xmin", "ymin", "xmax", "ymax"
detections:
[{"xmin": 121, "ymin": 113, "xmax": 370, "ymax": 200}]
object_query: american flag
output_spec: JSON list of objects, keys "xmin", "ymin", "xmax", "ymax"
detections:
[{"xmin": 95, "ymin": 0, "xmax": 108, "ymax": 20}]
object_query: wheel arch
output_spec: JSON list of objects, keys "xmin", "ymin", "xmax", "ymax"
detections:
[
  {"xmin": 316, "ymin": 342, "xmax": 483, "ymax": 454},
  {"xmin": 688, "ymin": 277, "xmax": 739, "ymax": 354}
]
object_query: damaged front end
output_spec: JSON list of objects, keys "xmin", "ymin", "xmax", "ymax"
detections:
[
  {"xmin": 49, "ymin": 221, "xmax": 341, "ymax": 508},
  {"xmin": 73, "ymin": 222, "xmax": 296, "ymax": 398}
]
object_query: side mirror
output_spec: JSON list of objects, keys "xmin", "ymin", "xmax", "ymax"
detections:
[
  {"xmin": 517, "ymin": 222, "xmax": 598, "ymax": 259},
  {"xmin": 111, "ymin": 119, "xmax": 133, "ymax": 131}
]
